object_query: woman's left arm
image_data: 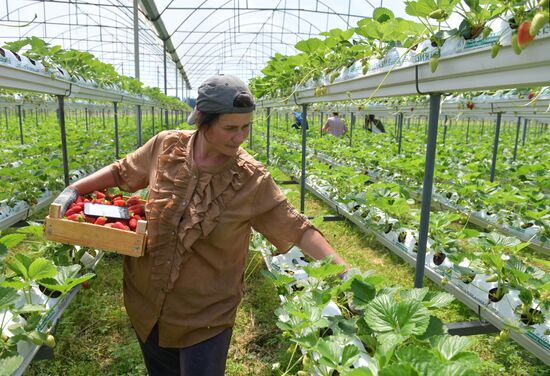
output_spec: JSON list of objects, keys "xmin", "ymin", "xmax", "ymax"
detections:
[{"xmin": 298, "ymin": 228, "xmax": 350, "ymax": 271}]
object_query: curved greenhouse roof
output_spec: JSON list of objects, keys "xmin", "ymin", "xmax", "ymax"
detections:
[{"xmin": 1, "ymin": 0, "xmax": 415, "ymax": 97}]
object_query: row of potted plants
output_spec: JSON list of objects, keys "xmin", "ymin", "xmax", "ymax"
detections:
[
  {"xmin": 255, "ymin": 115, "xmax": 549, "ymax": 246},
  {"xmin": 252, "ymin": 139, "xmax": 549, "ymax": 348},
  {"xmin": 0, "ymin": 37, "xmax": 190, "ymax": 110}
]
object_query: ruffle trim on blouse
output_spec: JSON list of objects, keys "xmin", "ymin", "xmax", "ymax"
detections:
[{"xmin": 146, "ymin": 131, "xmax": 262, "ymax": 290}]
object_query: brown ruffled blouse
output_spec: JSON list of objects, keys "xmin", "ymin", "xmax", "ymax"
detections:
[{"xmin": 110, "ymin": 130, "xmax": 314, "ymax": 347}]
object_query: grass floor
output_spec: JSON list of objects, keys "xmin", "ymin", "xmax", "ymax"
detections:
[{"xmin": 24, "ymin": 166, "xmax": 550, "ymax": 375}]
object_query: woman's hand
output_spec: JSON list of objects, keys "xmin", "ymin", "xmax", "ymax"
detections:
[
  {"xmin": 298, "ymin": 228, "xmax": 351, "ymax": 272},
  {"xmin": 53, "ymin": 186, "xmax": 79, "ymax": 217}
]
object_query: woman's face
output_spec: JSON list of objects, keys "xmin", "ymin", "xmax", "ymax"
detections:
[{"xmin": 203, "ymin": 112, "xmax": 252, "ymax": 156}]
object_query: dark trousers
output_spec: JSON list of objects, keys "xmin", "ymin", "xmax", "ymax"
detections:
[{"xmin": 137, "ymin": 324, "xmax": 232, "ymax": 376}]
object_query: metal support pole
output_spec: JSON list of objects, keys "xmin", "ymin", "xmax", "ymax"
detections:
[
  {"xmin": 300, "ymin": 104, "xmax": 309, "ymax": 214},
  {"xmin": 394, "ymin": 114, "xmax": 399, "ymax": 142},
  {"xmin": 349, "ymin": 112, "xmax": 354, "ymax": 147},
  {"xmin": 4, "ymin": 107, "xmax": 7, "ymax": 130},
  {"xmin": 85, "ymin": 107, "xmax": 89, "ymax": 131},
  {"xmin": 522, "ymin": 118, "xmax": 528, "ymax": 146},
  {"xmin": 266, "ymin": 107, "xmax": 271, "ymax": 165},
  {"xmin": 481, "ymin": 119, "xmax": 484, "ymax": 138},
  {"xmin": 414, "ymin": 94, "xmax": 441, "ymax": 288},
  {"xmin": 513, "ymin": 116, "xmax": 521, "ymax": 161},
  {"xmin": 102, "ymin": 108, "xmax": 105, "ymax": 127},
  {"xmin": 320, "ymin": 112, "xmax": 324, "ymax": 137},
  {"xmin": 114, "ymin": 102, "xmax": 120, "ymax": 159},
  {"xmin": 489, "ymin": 113, "xmax": 502, "ymax": 183},
  {"xmin": 466, "ymin": 117, "xmax": 470, "ymax": 143},
  {"xmin": 163, "ymin": 41, "xmax": 168, "ymax": 130},
  {"xmin": 285, "ymin": 112, "xmax": 288, "ymax": 131},
  {"xmin": 35, "ymin": 109, "xmax": 38, "ymax": 127},
  {"xmin": 249, "ymin": 118, "xmax": 253, "ymax": 149},
  {"xmin": 57, "ymin": 96, "xmax": 70, "ymax": 187},
  {"xmin": 17, "ymin": 104, "xmax": 24, "ymax": 145},
  {"xmin": 442, "ymin": 115, "xmax": 448, "ymax": 144},
  {"xmin": 133, "ymin": 0, "xmax": 140, "ymax": 81},
  {"xmin": 397, "ymin": 112, "xmax": 403, "ymax": 154},
  {"xmin": 136, "ymin": 105, "xmax": 142, "ymax": 147},
  {"xmin": 151, "ymin": 106, "xmax": 155, "ymax": 135}
]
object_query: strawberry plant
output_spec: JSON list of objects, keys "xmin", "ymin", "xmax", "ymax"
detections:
[
  {"xmin": 428, "ymin": 212, "xmax": 461, "ymax": 265},
  {"xmin": 264, "ymin": 256, "xmax": 480, "ymax": 375},
  {"xmin": 0, "ymin": 225, "xmax": 95, "ymax": 372},
  {"xmin": 453, "ymin": 0, "xmax": 506, "ymax": 40}
]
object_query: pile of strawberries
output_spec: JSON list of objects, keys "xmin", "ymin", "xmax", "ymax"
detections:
[{"xmin": 64, "ymin": 190, "xmax": 144, "ymax": 232}]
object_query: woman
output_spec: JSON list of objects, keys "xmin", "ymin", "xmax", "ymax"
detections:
[{"xmin": 53, "ymin": 74, "xmax": 349, "ymax": 376}]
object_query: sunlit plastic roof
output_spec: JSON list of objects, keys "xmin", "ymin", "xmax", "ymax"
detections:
[{"xmin": 1, "ymin": 0, "xmax": 417, "ymax": 98}]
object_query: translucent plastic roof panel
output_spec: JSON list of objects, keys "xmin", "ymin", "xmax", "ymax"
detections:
[
  {"xmin": 158, "ymin": 0, "xmax": 401, "ymax": 89},
  {"xmin": 1, "ymin": 1, "xmax": 416, "ymax": 98},
  {"xmin": 1, "ymin": 0, "xmax": 184, "ymax": 97}
]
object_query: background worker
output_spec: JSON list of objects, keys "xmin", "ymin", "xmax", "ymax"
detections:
[
  {"xmin": 322, "ymin": 112, "xmax": 347, "ymax": 137},
  {"xmin": 364, "ymin": 114, "xmax": 385, "ymax": 133}
]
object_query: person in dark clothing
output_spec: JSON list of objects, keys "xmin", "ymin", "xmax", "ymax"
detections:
[
  {"xmin": 364, "ymin": 114, "xmax": 385, "ymax": 133},
  {"xmin": 291, "ymin": 111, "xmax": 308, "ymax": 129}
]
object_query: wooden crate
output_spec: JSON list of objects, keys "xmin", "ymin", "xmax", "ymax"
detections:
[{"xmin": 44, "ymin": 203, "xmax": 146, "ymax": 257}]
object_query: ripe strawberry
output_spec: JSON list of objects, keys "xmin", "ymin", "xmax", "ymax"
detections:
[
  {"xmin": 93, "ymin": 191, "xmax": 105, "ymax": 199},
  {"xmin": 517, "ymin": 21, "xmax": 535, "ymax": 49},
  {"xmin": 66, "ymin": 213, "xmax": 85, "ymax": 222},
  {"xmin": 76, "ymin": 195, "xmax": 84, "ymax": 203},
  {"xmin": 94, "ymin": 216, "xmax": 108, "ymax": 225},
  {"xmin": 466, "ymin": 101, "xmax": 475, "ymax": 110},
  {"xmin": 126, "ymin": 195, "xmax": 141, "ymax": 206},
  {"xmin": 111, "ymin": 193, "xmax": 123, "ymax": 200},
  {"xmin": 128, "ymin": 204, "xmax": 144, "ymax": 216},
  {"xmin": 129, "ymin": 218, "xmax": 138, "ymax": 230},
  {"xmin": 65, "ymin": 206, "xmax": 83, "ymax": 216},
  {"xmin": 113, "ymin": 199, "xmax": 126, "ymax": 207},
  {"xmin": 111, "ymin": 221, "xmax": 130, "ymax": 231},
  {"xmin": 84, "ymin": 215, "xmax": 96, "ymax": 224},
  {"xmin": 81, "ymin": 281, "xmax": 90, "ymax": 289},
  {"xmin": 528, "ymin": 90, "xmax": 536, "ymax": 100}
]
